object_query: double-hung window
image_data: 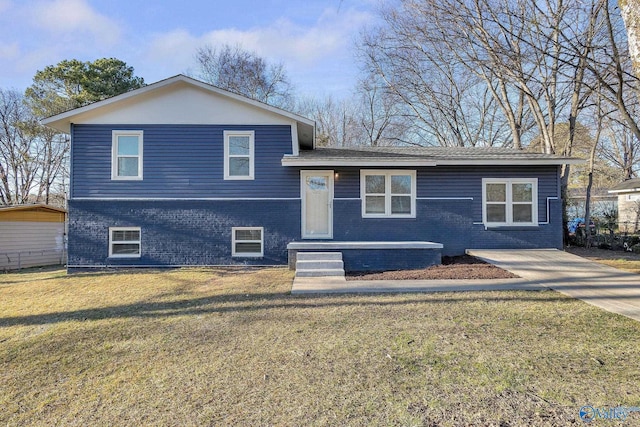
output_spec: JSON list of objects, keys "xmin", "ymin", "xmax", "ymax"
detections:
[
  {"xmin": 224, "ymin": 131, "xmax": 254, "ymax": 180},
  {"xmin": 482, "ymin": 178, "xmax": 538, "ymax": 226},
  {"xmin": 361, "ymin": 170, "xmax": 416, "ymax": 218},
  {"xmin": 109, "ymin": 227, "xmax": 141, "ymax": 258},
  {"xmin": 112, "ymin": 130, "xmax": 143, "ymax": 180},
  {"xmin": 232, "ymin": 227, "xmax": 263, "ymax": 257}
]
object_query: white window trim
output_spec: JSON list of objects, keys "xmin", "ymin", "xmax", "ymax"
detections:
[
  {"xmin": 224, "ymin": 130, "xmax": 255, "ymax": 180},
  {"xmin": 108, "ymin": 227, "xmax": 141, "ymax": 258},
  {"xmin": 111, "ymin": 130, "xmax": 143, "ymax": 180},
  {"xmin": 232, "ymin": 227, "xmax": 264, "ymax": 257},
  {"xmin": 360, "ymin": 170, "xmax": 416, "ymax": 218},
  {"xmin": 482, "ymin": 178, "xmax": 538, "ymax": 227}
]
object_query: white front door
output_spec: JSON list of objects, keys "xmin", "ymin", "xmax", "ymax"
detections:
[{"xmin": 301, "ymin": 170, "xmax": 333, "ymax": 239}]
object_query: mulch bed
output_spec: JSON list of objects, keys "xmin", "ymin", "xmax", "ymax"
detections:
[{"xmin": 345, "ymin": 254, "xmax": 518, "ymax": 281}]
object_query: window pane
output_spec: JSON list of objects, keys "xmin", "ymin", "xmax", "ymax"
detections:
[
  {"xmin": 512, "ymin": 183, "xmax": 532, "ymax": 202},
  {"xmin": 112, "ymin": 230, "xmax": 140, "ymax": 241},
  {"xmin": 391, "ymin": 196, "xmax": 411, "ymax": 214},
  {"xmin": 365, "ymin": 175, "xmax": 385, "ymax": 194},
  {"xmin": 118, "ymin": 157, "xmax": 139, "ymax": 177},
  {"xmin": 486, "ymin": 183, "xmax": 506, "ymax": 202},
  {"xmin": 391, "ymin": 175, "xmax": 411, "ymax": 194},
  {"xmin": 487, "ymin": 204, "xmax": 506, "ymax": 222},
  {"xmin": 235, "ymin": 229, "xmax": 262, "ymax": 240},
  {"xmin": 513, "ymin": 204, "xmax": 533, "ymax": 222},
  {"xmin": 112, "ymin": 243, "xmax": 140, "ymax": 255},
  {"xmin": 229, "ymin": 157, "xmax": 250, "ymax": 176},
  {"xmin": 229, "ymin": 136, "xmax": 250, "ymax": 155},
  {"xmin": 365, "ymin": 196, "xmax": 385, "ymax": 214},
  {"xmin": 306, "ymin": 176, "xmax": 327, "ymax": 191},
  {"xmin": 117, "ymin": 136, "xmax": 139, "ymax": 155},
  {"xmin": 235, "ymin": 242, "xmax": 262, "ymax": 253}
]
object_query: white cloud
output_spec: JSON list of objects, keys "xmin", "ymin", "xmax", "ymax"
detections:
[
  {"xmin": 30, "ymin": 0, "xmax": 121, "ymax": 45},
  {"xmin": 145, "ymin": 7, "xmax": 373, "ymax": 75}
]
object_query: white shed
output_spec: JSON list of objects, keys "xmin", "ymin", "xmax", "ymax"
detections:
[{"xmin": 0, "ymin": 204, "xmax": 67, "ymax": 270}]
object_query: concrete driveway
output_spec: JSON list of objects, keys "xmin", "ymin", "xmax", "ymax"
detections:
[{"xmin": 467, "ymin": 249, "xmax": 640, "ymax": 322}]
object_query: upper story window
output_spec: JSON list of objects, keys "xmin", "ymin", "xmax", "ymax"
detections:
[
  {"xmin": 482, "ymin": 178, "xmax": 538, "ymax": 226},
  {"xmin": 360, "ymin": 170, "xmax": 416, "ymax": 218},
  {"xmin": 112, "ymin": 130, "xmax": 143, "ymax": 180},
  {"xmin": 224, "ymin": 130, "xmax": 255, "ymax": 180}
]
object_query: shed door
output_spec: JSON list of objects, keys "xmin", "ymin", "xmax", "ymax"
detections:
[{"xmin": 301, "ymin": 171, "xmax": 333, "ymax": 239}]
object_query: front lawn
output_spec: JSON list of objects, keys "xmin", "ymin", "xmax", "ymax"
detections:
[{"xmin": 2, "ymin": 267, "xmax": 639, "ymax": 426}]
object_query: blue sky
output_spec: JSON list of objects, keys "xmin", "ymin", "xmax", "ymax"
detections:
[{"xmin": 0, "ymin": 0, "xmax": 378, "ymax": 99}]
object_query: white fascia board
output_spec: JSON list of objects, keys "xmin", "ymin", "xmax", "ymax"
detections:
[
  {"xmin": 281, "ymin": 158, "xmax": 437, "ymax": 167},
  {"xmin": 281, "ymin": 157, "xmax": 582, "ymax": 167},
  {"xmin": 435, "ymin": 158, "xmax": 585, "ymax": 166}
]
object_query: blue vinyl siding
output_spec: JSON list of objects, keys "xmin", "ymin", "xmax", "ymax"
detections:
[{"xmin": 71, "ymin": 124, "xmax": 297, "ymax": 198}]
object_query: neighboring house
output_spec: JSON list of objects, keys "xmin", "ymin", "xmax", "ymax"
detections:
[
  {"xmin": 43, "ymin": 75, "xmax": 580, "ymax": 273},
  {"xmin": 566, "ymin": 188, "xmax": 617, "ymax": 219},
  {"xmin": 0, "ymin": 204, "xmax": 67, "ymax": 270},
  {"xmin": 609, "ymin": 178, "xmax": 640, "ymax": 232}
]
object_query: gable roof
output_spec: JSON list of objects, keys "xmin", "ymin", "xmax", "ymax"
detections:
[
  {"xmin": 282, "ymin": 146, "xmax": 583, "ymax": 167},
  {"xmin": 0, "ymin": 204, "xmax": 67, "ymax": 214},
  {"xmin": 42, "ymin": 75, "xmax": 315, "ymax": 148},
  {"xmin": 609, "ymin": 178, "xmax": 640, "ymax": 193}
]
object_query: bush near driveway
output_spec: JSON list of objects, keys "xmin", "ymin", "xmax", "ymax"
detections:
[{"xmin": 1, "ymin": 267, "xmax": 640, "ymax": 426}]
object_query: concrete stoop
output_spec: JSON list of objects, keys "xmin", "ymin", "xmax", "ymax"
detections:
[{"xmin": 295, "ymin": 252, "xmax": 345, "ymax": 277}]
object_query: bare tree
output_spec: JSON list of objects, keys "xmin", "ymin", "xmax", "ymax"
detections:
[
  {"xmin": 0, "ymin": 89, "xmax": 40, "ymax": 205},
  {"xmin": 620, "ymin": 0, "xmax": 640, "ymax": 78},
  {"xmin": 360, "ymin": 2, "xmax": 515, "ymax": 147},
  {"xmin": 359, "ymin": 0, "xmax": 596, "ymax": 151},
  {"xmin": 581, "ymin": 1, "xmax": 640, "ymax": 179},
  {"xmin": 195, "ymin": 44, "xmax": 294, "ymax": 109},
  {"xmin": 296, "ymin": 96, "xmax": 361, "ymax": 147},
  {"xmin": 355, "ymin": 76, "xmax": 411, "ymax": 146}
]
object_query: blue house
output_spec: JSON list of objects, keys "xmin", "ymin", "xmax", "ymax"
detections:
[{"xmin": 43, "ymin": 75, "xmax": 580, "ymax": 273}]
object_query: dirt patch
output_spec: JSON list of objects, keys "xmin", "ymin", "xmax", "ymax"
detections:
[{"xmin": 346, "ymin": 254, "xmax": 518, "ymax": 280}]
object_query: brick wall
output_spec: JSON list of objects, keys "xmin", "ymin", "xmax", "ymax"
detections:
[{"xmin": 67, "ymin": 199, "xmax": 301, "ymax": 269}]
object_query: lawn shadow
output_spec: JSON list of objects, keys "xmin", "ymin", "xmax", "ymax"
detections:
[
  {"xmin": 0, "ymin": 266, "xmax": 268, "ymax": 285},
  {"xmin": 0, "ymin": 289, "xmax": 583, "ymax": 328}
]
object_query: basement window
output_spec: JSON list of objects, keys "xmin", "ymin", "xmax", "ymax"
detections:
[
  {"xmin": 232, "ymin": 227, "xmax": 263, "ymax": 257},
  {"xmin": 109, "ymin": 227, "xmax": 141, "ymax": 258}
]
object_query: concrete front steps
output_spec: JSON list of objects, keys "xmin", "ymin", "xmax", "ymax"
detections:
[{"xmin": 295, "ymin": 252, "xmax": 345, "ymax": 277}]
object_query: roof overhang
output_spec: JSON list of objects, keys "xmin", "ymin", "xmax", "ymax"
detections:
[
  {"xmin": 281, "ymin": 156, "xmax": 584, "ymax": 167},
  {"xmin": 0, "ymin": 204, "xmax": 67, "ymax": 214},
  {"xmin": 281, "ymin": 156, "xmax": 437, "ymax": 167}
]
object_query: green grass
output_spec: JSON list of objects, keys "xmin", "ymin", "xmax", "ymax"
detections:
[{"xmin": 2, "ymin": 267, "xmax": 640, "ymax": 426}]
